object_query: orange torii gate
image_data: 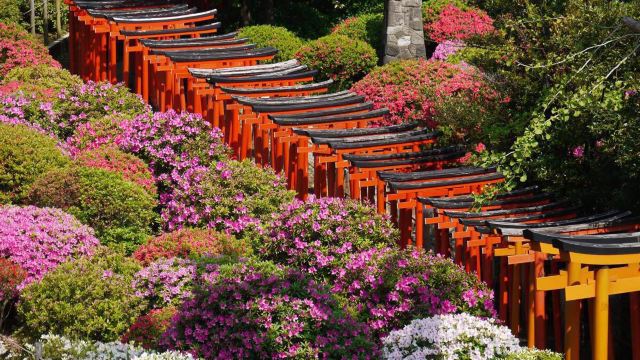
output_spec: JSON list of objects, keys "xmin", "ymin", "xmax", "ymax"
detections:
[{"xmin": 524, "ymin": 229, "xmax": 640, "ymax": 360}]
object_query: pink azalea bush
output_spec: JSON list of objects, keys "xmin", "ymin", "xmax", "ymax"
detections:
[
  {"xmin": 424, "ymin": 4, "xmax": 495, "ymax": 43},
  {"xmin": 53, "ymin": 81, "xmax": 149, "ymax": 138},
  {"xmin": 0, "ymin": 80, "xmax": 148, "ymax": 140},
  {"xmin": 331, "ymin": 247, "xmax": 495, "ymax": 339},
  {"xmin": 352, "ymin": 59, "xmax": 499, "ymax": 126},
  {"xmin": 0, "ymin": 23, "xmax": 61, "ymax": 78},
  {"xmin": 118, "ymin": 110, "xmax": 229, "ymax": 175},
  {"xmin": 160, "ymin": 160, "xmax": 294, "ymax": 233},
  {"xmin": 121, "ymin": 307, "xmax": 177, "ymax": 350},
  {"xmin": 351, "ymin": 59, "xmax": 505, "ymax": 143},
  {"xmin": 432, "ymin": 39, "xmax": 465, "ymax": 60},
  {"xmin": 65, "ymin": 115, "xmax": 127, "ymax": 155},
  {"xmin": 133, "ymin": 229, "xmax": 249, "ymax": 266},
  {"xmin": 0, "ymin": 205, "xmax": 99, "ymax": 288},
  {"xmin": 256, "ymin": 196, "xmax": 397, "ymax": 280},
  {"xmin": 132, "ymin": 257, "xmax": 197, "ymax": 309},
  {"xmin": 161, "ymin": 261, "xmax": 379, "ymax": 358},
  {"xmin": 75, "ymin": 145, "xmax": 157, "ymax": 196}
]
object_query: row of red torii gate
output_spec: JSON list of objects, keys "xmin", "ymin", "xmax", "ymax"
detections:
[{"xmin": 66, "ymin": 1, "xmax": 640, "ymax": 359}]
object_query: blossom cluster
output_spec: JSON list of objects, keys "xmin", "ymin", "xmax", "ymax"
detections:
[
  {"xmin": 432, "ymin": 40, "xmax": 465, "ymax": 61},
  {"xmin": 0, "ymin": 80, "xmax": 148, "ymax": 142},
  {"xmin": 257, "ymin": 196, "xmax": 397, "ymax": 280},
  {"xmin": 331, "ymin": 247, "xmax": 495, "ymax": 338},
  {"xmin": 162, "ymin": 262, "xmax": 379, "ymax": 359},
  {"xmin": 121, "ymin": 307, "xmax": 177, "ymax": 350},
  {"xmin": 381, "ymin": 313, "xmax": 521, "ymax": 360},
  {"xmin": 132, "ymin": 258, "xmax": 197, "ymax": 309},
  {"xmin": 0, "ymin": 23, "xmax": 61, "ymax": 78},
  {"xmin": 0, "ymin": 334, "xmax": 193, "ymax": 360},
  {"xmin": 53, "ymin": 81, "xmax": 150, "ymax": 138},
  {"xmin": 117, "ymin": 110, "xmax": 228, "ymax": 175},
  {"xmin": 160, "ymin": 159, "xmax": 293, "ymax": 233},
  {"xmin": 0, "ymin": 259, "xmax": 25, "ymax": 302},
  {"xmin": 424, "ymin": 4, "xmax": 495, "ymax": 43},
  {"xmin": 133, "ymin": 228, "xmax": 249, "ymax": 265},
  {"xmin": 351, "ymin": 59, "xmax": 499, "ymax": 127},
  {"xmin": 75, "ymin": 145, "xmax": 157, "ymax": 196},
  {"xmin": 0, "ymin": 205, "xmax": 99, "ymax": 288}
]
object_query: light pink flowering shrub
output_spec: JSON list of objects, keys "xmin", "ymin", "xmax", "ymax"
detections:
[
  {"xmin": 0, "ymin": 23, "xmax": 60, "ymax": 78},
  {"xmin": 352, "ymin": 59, "xmax": 501, "ymax": 127},
  {"xmin": 0, "ymin": 205, "xmax": 99, "ymax": 288},
  {"xmin": 431, "ymin": 39, "xmax": 465, "ymax": 60},
  {"xmin": 0, "ymin": 80, "xmax": 148, "ymax": 140},
  {"xmin": 161, "ymin": 261, "xmax": 379, "ymax": 358},
  {"xmin": 132, "ymin": 257, "xmax": 197, "ymax": 309},
  {"xmin": 255, "ymin": 196, "xmax": 397, "ymax": 281},
  {"xmin": 160, "ymin": 160, "xmax": 294, "ymax": 234},
  {"xmin": 75, "ymin": 145, "xmax": 157, "ymax": 196},
  {"xmin": 331, "ymin": 247, "xmax": 495, "ymax": 339},
  {"xmin": 53, "ymin": 81, "xmax": 150, "ymax": 138},
  {"xmin": 351, "ymin": 59, "xmax": 507, "ymax": 144},
  {"xmin": 65, "ymin": 115, "xmax": 127, "ymax": 155},
  {"xmin": 424, "ymin": 4, "xmax": 495, "ymax": 43},
  {"xmin": 118, "ymin": 110, "xmax": 229, "ymax": 175}
]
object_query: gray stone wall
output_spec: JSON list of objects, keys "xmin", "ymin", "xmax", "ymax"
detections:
[{"xmin": 383, "ymin": 0, "xmax": 426, "ymax": 63}]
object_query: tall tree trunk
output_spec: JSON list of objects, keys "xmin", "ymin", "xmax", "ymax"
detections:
[
  {"xmin": 240, "ymin": 0, "xmax": 252, "ymax": 26},
  {"xmin": 30, "ymin": 0, "xmax": 35, "ymax": 35},
  {"xmin": 56, "ymin": 0, "xmax": 62, "ymax": 37},
  {"xmin": 265, "ymin": 0, "xmax": 274, "ymax": 23}
]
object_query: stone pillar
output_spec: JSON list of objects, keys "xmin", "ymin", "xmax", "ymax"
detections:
[{"xmin": 383, "ymin": 0, "xmax": 426, "ymax": 64}]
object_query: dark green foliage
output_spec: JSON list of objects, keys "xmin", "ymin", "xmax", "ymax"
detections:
[{"xmin": 467, "ymin": 0, "xmax": 640, "ymax": 211}]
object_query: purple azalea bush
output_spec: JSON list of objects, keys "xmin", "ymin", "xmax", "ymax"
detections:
[
  {"xmin": 132, "ymin": 257, "xmax": 197, "ymax": 309},
  {"xmin": 117, "ymin": 110, "xmax": 229, "ymax": 175},
  {"xmin": 1, "ymin": 81, "xmax": 149, "ymax": 141},
  {"xmin": 432, "ymin": 40, "xmax": 465, "ymax": 60},
  {"xmin": 256, "ymin": 196, "xmax": 398, "ymax": 280},
  {"xmin": 331, "ymin": 247, "xmax": 496, "ymax": 338},
  {"xmin": 161, "ymin": 261, "xmax": 379, "ymax": 359},
  {"xmin": 161, "ymin": 160, "xmax": 293, "ymax": 234},
  {"xmin": 0, "ymin": 205, "xmax": 100, "ymax": 288}
]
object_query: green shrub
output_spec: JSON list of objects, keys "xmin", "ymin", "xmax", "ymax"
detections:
[
  {"xmin": 3, "ymin": 65, "xmax": 82, "ymax": 96},
  {"xmin": 18, "ymin": 247, "xmax": 146, "ymax": 342},
  {"xmin": 331, "ymin": 13, "xmax": 384, "ymax": 54},
  {"xmin": 27, "ymin": 165, "xmax": 157, "ymax": 252},
  {"xmin": 0, "ymin": 0, "xmax": 21, "ymax": 24},
  {"xmin": 75, "ymin": 145, "xmax": 157, "ymax": 197},
  {"xmin": 0, "ymin": 123, "xmax": 70, "ymax": 203},
  {"xmin": 296, "ymin": 34, "xmax": 378, "ymax": 91},
  {"xmin": 238, "ymin": 25, "xmax": 304, "ymax": 62}
]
